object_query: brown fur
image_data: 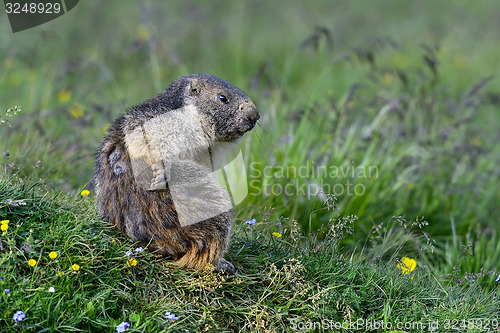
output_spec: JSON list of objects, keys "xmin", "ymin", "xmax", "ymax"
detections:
[{"xmin": 92, "ymin": 74, "xmax": 259, "ymax": 274}]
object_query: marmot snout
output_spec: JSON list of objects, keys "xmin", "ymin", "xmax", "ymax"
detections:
[{"xmin": 92, "ymin": 73, "xmax": 260, "ymax": 274}]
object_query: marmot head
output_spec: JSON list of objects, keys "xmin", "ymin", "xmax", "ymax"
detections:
[{"xmin": 179, "ymin": 73, "xmax": 260, "ymax": 141}]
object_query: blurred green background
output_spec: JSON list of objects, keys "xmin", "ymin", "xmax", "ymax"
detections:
[{"xmin": 1, "ymin": 1, "xmax": 500, "ymax": 274}]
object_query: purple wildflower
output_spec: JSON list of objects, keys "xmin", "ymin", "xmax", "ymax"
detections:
[
  {"xmin": 245, "ymin": 218, "xmax": 257, "ymax": 226},
  {"xmin": 116, "ymin": 321, "xmax": 130, "ymax": 332},
  {"xmin": 13, "ymin": 311, "xmax": 26, "ymax": 322},
  {"xmin": 165, "ymin": 311, "xmax": 179, "ymax": 321}
]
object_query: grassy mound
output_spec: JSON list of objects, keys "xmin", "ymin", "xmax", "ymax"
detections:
[{"xmin": 1, "ymin": 172, "xmax": 498, "ymax": 332}]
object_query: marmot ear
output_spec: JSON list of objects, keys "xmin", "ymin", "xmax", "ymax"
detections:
[{"xmin": 189, "ymin": 78, "xmax": 203, "ymax": 95}]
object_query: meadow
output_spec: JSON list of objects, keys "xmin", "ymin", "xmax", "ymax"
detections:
[{"xmin": 1, "ymin": 0, "xmax": 500, "ymax": 331}]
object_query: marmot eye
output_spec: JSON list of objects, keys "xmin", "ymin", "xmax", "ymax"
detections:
[{"xmin": 218, "ymin": 94, "xmax": 228, "ymax": 103}]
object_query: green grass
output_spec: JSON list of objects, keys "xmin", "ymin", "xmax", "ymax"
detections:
[
  {"xmin": 1, "ymin": 173, "xmax": 499, "ymax": 332},
  {"xmin": 1, "ymin": 0, "xmax": 500, "ymax": 331}
]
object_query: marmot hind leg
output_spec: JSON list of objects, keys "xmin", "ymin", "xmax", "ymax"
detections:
[
  {"xmin": 175, "ymin": 240, "xmax": 234, "ymax": 274},
  {"xmin": 173, "ymin": 213, "xmax": 234, "ymax": 274},
  {"xmin": 142, "ymin": 227, "xmax": 234, "ymax": 274}
]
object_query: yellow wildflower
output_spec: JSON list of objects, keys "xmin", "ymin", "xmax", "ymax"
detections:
[
  {"xmin": 69, "ymin": 104, "xmax": 84, "ymax": 118},
  {"xmin": 58, "ymin": 89, "xmax": 71, "ymax": 103},
  {"xmin": 49, "ymin": 251, "xmax": 58, "ymax": 259},
  {"xmin": 72, "ymin": 264, "xmax": 80, "ymax": 271},
  {"xmin": 1, "ymin": 224, "xmax": 8, "ymax": 231},
  {"xmin": 81, "ymin": 190, "xmax": 90, "ymax": 196},
  {"xmin": 28, "ymin": 259, "xmax": 37, "ymax": 267},
  {"xmin": 1, "ymin": 220, "xmax": 9, "ymax": 225},
  {"xmin": 397, "ymin": 257, "xmax": 416, "ymax": 275},
  {"xmin": 272, "ymin": 232, "xmax": 282, "ymax": 238},
  {"xmin": 127, "ymin": 258, "xmax": 137, "ymax": 267}
]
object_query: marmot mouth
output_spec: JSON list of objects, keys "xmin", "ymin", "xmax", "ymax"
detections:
[
  {"xmin": 240, "ymin": 119, "xmax": 257, "ymax": 133},
  {"xmin": 219, "ymin": 129, "xmax": 250, "ymax": 142},
  {"xmin": 217, "ymin": 121, "xmax": 257, "ymax": 142}
]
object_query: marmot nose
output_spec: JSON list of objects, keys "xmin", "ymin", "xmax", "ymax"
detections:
[{"xmin": 242, "ymin": 106, "xmax": 260, "ymax": 122}]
